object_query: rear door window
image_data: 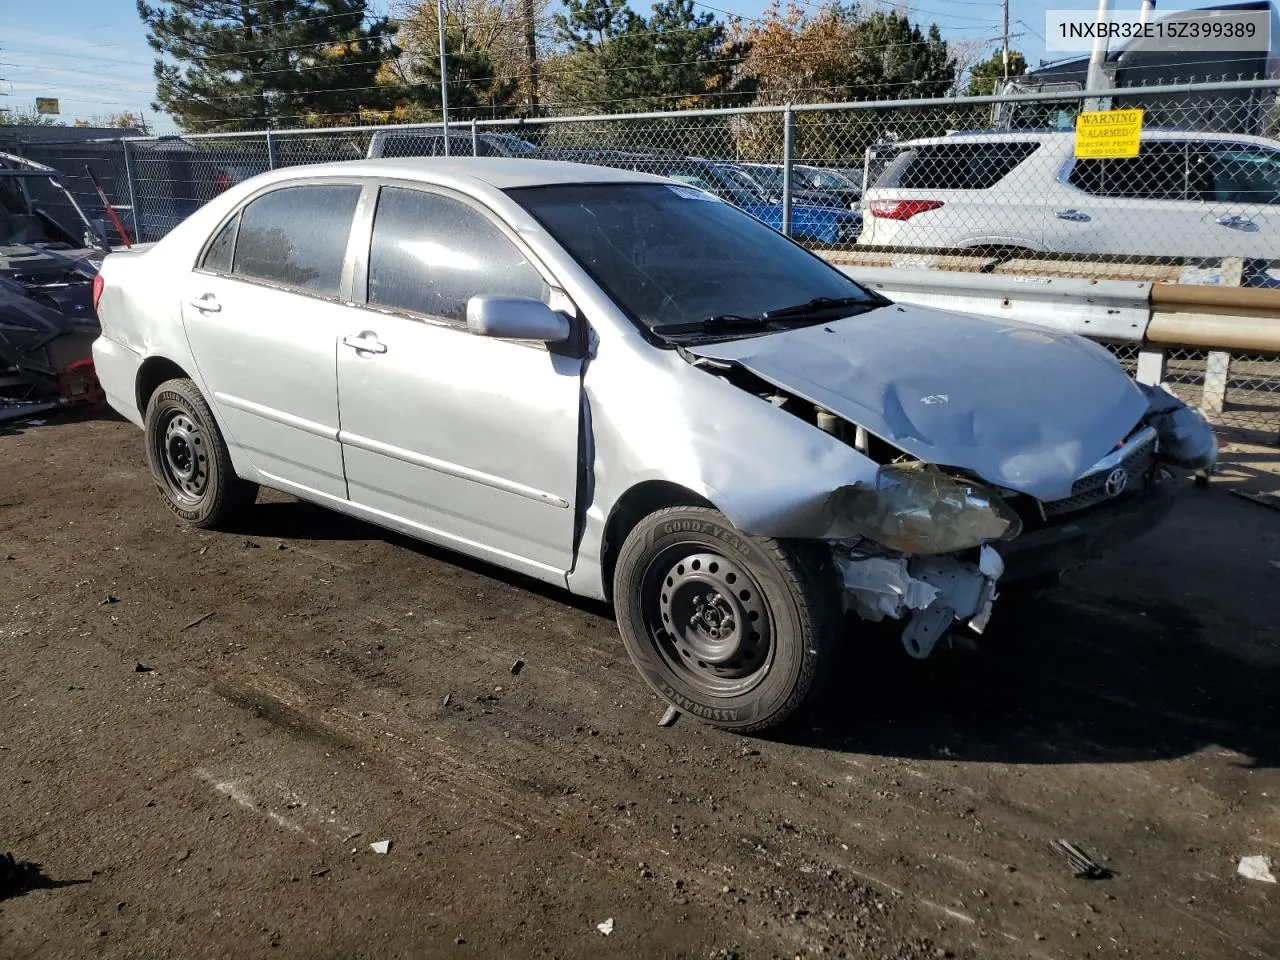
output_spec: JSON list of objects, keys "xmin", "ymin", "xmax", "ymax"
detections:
[
  {"xmin": 366, "ymin": 186, "xmax": 547, "ymax": 322},
  {"xmin": 876, "ymin": 141, "xmax": 1039, "ymax": 190},
  {"xmin": 231, "ymin": 184, "xmax": 361, "ymax": 296},
  {"xmin": 1068, "ymin": 141, "xmax": 1190, "ymax": 200}
]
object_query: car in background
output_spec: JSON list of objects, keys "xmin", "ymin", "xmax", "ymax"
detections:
[
  {"xmin": 740, "ymin": 162, "xmax": 861, "ymax": 210},
  {"xmin": 0, "ymin": 153, "xmax": 108, "ymax": 404},
  {"xmin": 209, "ymin": 162, "xmax": 270, "ymax": 196},
  {"xmin": 91, "ymin": 156, "xmax": 1215, "ymax": 733},
  {"xmin": 536, "ymin": 150, "xmax": 861, "ymax": 245},
  {"xmin": 368, "ymin": 129, "xmax": 538, "ymax": 160},
  {"xmin": 858, "ymin": 129, "xmax": 1280, "ymax": 268}
]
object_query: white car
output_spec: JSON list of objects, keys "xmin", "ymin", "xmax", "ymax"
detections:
[{"xmin": 858, "ymin": 129, "xmax": 1280, "ymax": 260}]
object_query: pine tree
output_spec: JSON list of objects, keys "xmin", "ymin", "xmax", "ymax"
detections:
[
  {"xmin": 137, "ymin": 1, "xmax": 399, "ymax": 131},
  {"xmin": 398, "ymin": 29, "xmax": 521, "ymax": 121},
  {"xmin": 555, "ymin": 0, "xmax": 639, "ymax": 50},
  {"xmin": 965, "ymin": 49, "xmax": 1027, "ymax": 97}
]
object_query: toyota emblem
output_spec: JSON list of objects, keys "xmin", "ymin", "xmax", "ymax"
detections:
[{"xmin": 1104, "ymin": 467, "xmax": 1128, "ymax": 497}]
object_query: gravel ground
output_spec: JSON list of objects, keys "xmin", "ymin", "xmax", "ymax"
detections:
[{"xmin": 1, "ymin": 411, "xmax": 1278, "ymax": 960}]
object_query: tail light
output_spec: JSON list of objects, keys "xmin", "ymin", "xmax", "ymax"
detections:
[
  {"xmin": 869, "ymin": 199, "xmax": 944, "ymax": 220},
  {"xmin": 92, "ymin": 271, "xmax": 104, "ymax": 313}
]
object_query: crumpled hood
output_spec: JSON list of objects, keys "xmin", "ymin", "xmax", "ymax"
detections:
[{"xmin": 687, "ymin": 302, "xmax": 1151, "ymax": 502}]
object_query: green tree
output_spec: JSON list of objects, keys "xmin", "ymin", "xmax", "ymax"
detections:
[
  {"xmin": 555, "ymin": 0, "xmax": 638, "ymax": 49},
  {"xmin": 137, "ymin": 1, "xmax": 400, "ymax": 131},
  {"xmin": 397, "ymin": 29, "xmax": 521, "ymax": 120},
  {"xmin": 0, "ymin": 107, "xmax": 65, "ymax": 126},
  {"xmin": 965, "ymin": 49, "xmax": 1028, "ymax": 97}
]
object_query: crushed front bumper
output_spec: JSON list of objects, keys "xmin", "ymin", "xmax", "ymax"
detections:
[{"xmin": 998, "ymin": 466, "xmax": 1181, "ymax": 584}]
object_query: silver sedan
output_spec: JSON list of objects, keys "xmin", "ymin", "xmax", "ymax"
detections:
[{"xmin": 92, "ymin": 158, "xmax": 1215, "ymax": 732}]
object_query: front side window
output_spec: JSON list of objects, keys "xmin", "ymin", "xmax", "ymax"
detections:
[
  {"xmin": 508, "ymin": 182, "xmax": 877, "ymax": 334},
  {"xmin": 367, "ymin": 186, "xmax": 547, "ymax": 322},
  {"xmin": 232, "ymin": 184, "xmax": 361, "ymax": 296},
  {"xmin": 1192, "ymin": 143, "xmax": 1280, "ymax": 205}
]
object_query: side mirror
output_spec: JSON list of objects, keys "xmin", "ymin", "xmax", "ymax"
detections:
[{"xmin": 466, "ymin": 295, "xmax": 571, "ymax": 344}]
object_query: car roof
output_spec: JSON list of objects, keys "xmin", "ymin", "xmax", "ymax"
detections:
[
  {"xmin": 893, "ymin": 129, "xmax": 1280, "ymax": 149},
  {"xmin": 242, "ymin": 156, "xmax": 672, "ymax": 191}
]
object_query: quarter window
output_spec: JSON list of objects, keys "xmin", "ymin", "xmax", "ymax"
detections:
[
  {"xmin": 367, "ymin": 187, "xmax": 547, "ymax": 321},
  {"xmin": 231, "ymin": 184, "xmax": 361, "ymax": 296},
  {"xmin": 1191, "ymin": 143, "xmax": 1280, "ymax": 205},
  {"xmin": 200, "ymin": 211, "xmax": 239, "ymax": 273},
  {"xmin": 876, "ymin": 141, "xmax": 1039, "ymax": 190}
]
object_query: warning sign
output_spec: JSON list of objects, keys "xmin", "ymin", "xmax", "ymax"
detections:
[{"xmin": 1074, "ymin": 108, "xmax": 1144, "ymax": 159}]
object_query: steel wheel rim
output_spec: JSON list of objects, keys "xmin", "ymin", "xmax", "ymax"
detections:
[
  {"xmin": 641, "ymin": 544, "xmax": 774, "ymax": 697},
  {"xmin": 156, "ymin": 410, "xmax": 209, "ymax": 505}
]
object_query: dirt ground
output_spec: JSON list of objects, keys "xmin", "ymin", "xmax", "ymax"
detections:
[{"xmin": 1, "ymin": 410, "xmax": 1278, "ymax": 960}]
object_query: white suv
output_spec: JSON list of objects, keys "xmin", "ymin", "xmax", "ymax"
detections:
[{"xmin": 858, "ymin": 129, "xmax": 1280, "ymax": 260}]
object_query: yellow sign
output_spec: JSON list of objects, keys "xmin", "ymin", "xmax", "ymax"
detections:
[
  {"xmin": 35, "ymin": 97, "xmax": 60, "ymax": 115},
  {"xmin": 1074, "ymin": 109, "xmax": 1144, "ymax": 159}
]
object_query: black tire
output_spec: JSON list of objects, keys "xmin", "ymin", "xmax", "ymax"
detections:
[
  {"xmin": 143, "ymin": 377, "xmax": 257, "ymax": 529},
  {"xmin": 613, "ymin": 506, "xmax": 841, "ymax": 733}
]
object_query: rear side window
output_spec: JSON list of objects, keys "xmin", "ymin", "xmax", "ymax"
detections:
[
  {"xmin": 1068, "ymin": 141, "xmax": 1189, "ymax": 200},
  {"xmin": 876, "ymin": 141, "xmax": 1039, "ymax": 190},
  {"xmin": 232, "ymin": 184, "xmax": 361, "ymax": 296},
  {"xmin": 200, "ymin": 212, "xmax": 239, "ymax": 273},
  {"xmin": 367, "ymin": 187, "xmax": 547, "ymax": 322}
]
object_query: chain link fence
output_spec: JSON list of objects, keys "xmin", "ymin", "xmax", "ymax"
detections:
[{"xmin": 8, "ymin": 78, "xmax": 1280, "ymax": 434}]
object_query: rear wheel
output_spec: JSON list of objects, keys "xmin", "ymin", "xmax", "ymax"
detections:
[
  {"xmin": 613, "ymin": 506, "xmax": 841, "ymax": 733},
  {"xmin": 144, "ymin": 377, "xmax": 257, "ymax": 528}
]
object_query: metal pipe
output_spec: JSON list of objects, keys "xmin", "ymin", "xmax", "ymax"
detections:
[
  {"xmin": 266, "ymin": 129, "xmax": 277, "ymax": 170},
  {"xmin": 1084, "ymin": 0, "xmax": 1114, "ymax": 111},
  {"xmin": 1139, "ymin": 0, "xmax": 1156, "ymax": 25},
  {"xmin": 781, "ymin": 106, "xmax": 794, "ymax": 237},
  {"xmin": 69, "ymin": 78, "xmax": 1280, "ymax": 142},
  {"xmin": 471, "ymin": 119, "xmax": 478, "ymax": 156},
  {"xmin": 437, "ymin": 0, "xmax": 450, "ymax": 155},
  {"xmin": 121, "ymin": 138, "xmax": 142, "ymax": 243}
]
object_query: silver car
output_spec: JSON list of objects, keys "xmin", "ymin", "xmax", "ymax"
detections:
[{"xmin": 91, "ymin": 158, "xmax": 1216, "ymax": 732}]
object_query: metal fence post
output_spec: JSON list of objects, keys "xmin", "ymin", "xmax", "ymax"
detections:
[
  {"xmin": 781, "ymin": 106, "xmax": 794, "ymax": 238},
  {"xmin": 121, "ymin": 138, "xmax": 142, "ymax": 244},
  {"xmin": 471, "ymin": 120, "xmax": 479, "ymax": 157},
  {"xmin": 1135, "ymin": 346, "xmax": 1167, "ymax": 386},
  {"xmin": 1203, "ymin": 351, "xmax": 1231, "ymax": 414},
  {"xmin": 266, "ymin": 130, "xmax": 278, "ymax": 170}
]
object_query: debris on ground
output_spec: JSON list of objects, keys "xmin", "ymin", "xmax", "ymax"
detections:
[
  {"xmin": 442, "ymin": 693, "xmax": 451, "ymax": 707},
  {"xmin": 180, "ymin": 611, "xmax": 215, "ymax": 632},
  {"xmin": 1050, "ymin": 839, "xmax": 1111, "ymax": 879},
  {"xmin": 310, "ymin": 868, "xmax": 329, "ymax": 878},
  {"xmin": 1237, "ymin": 855, "xmax": 1277, "ymax": 883},
  {"xmin": 1230, "ymin": 490, "xmax": 1280, "ymax": 513},
  {"xmin": 100, "ymin": 595, "xmax": 119, "ymax": 605},
  {"xmin": 370, "ymin": 840, "xmax": 391, "ymax": 855},
  {"xmin": 134, "ymin": 663, "xmax": 154, "ymax": 673},
  {"xmin": 596, "ymin": 917, "xmax": 614, "ymax": 936},
  {"xmin": 510, "ymin": 659, "xmax": 525, "ymax": 675},
  {"xmin": 658, "ymin": 705, "xmax": 681, "ymax": 727}
]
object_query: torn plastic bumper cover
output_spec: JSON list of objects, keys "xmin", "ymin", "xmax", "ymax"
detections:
[{"xmin": 827, "ymin": 463, "xmax": 1022, "ymax": 658}]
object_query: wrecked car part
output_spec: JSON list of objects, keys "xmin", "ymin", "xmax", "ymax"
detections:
[
  {"xmin": 1139, "ymin": 382, "xmax": 1218, "ymax": 472},
  {"xmin": 834, "ymin": 544, "xmax": 1004, "ymax": 657},
  {"xmin": 831, "ymin": 463, "xmax": 1021, "ymax": 556}
]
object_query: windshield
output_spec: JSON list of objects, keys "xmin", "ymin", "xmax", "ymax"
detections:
[
  {"xmin": 720, "ymin": 165, "xmax": 773, "ymax": 196},
  {"xmin": 507, "ymin": 182, "xmax": 879, "ymax": 335},
  {"xmin": 798, "ymin": 166, "xmax": 856, "ymax": 190},
  {"xmin": 745, "ymin": 166, "xmax": 784, "ymax": 191}
]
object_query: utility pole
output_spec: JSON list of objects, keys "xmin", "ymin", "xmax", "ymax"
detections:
[
  {"xmin": 1084, "ymin": 0, "xmax": 1114, "ymax": 111},
  {"xmin": 1002, "ymin": 0, "xmax": 1010, "ymax": 81},
  {"xmin": 437, "ymin": 0, "xmax": 450, "ymax": 154},
  {"xmin": 1139, "ymin": 0, "xmax": 1156, "ymax": 24},
  {"xmin": 523, "ymin": 0, "xmax": 540, "ymax": 111}
]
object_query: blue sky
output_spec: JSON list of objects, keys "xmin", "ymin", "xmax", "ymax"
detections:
[{"xmin": 0, "ymin": 0, "xmax": 1071, "ymax": 134}]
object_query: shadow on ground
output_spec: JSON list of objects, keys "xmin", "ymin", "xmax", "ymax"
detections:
[{"xmin": 0, "ymin": 853, "xmax": 88, "ymax": 902}]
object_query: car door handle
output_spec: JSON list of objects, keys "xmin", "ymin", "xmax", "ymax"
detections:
[
  {"xmin": 1055, "ymin": 209, "xmax": 1091, "ymax": 222},
  {"xmin": 187, "ymin": 294, "xmax": 221, "ymax": 313},
  {"xmin": 341, "ymin": 332, "xmax": 387, "ymax": 354},
  {"xmin": 1216, "ymin": 214, "xmax": 1257, "ymax": 230}
]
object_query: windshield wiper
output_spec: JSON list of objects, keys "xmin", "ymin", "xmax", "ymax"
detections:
[
  {"xmin": 762, "ymin": 296, "xmax": 875, "ymax": 320},
  {"xmin": 650, "ymin": 314, "xmax": 767, "ymax": 335}
]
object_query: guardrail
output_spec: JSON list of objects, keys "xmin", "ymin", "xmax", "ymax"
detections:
[{"xmin": 838, "ymin": 264, "xmax": 1280, "ymax": 435}]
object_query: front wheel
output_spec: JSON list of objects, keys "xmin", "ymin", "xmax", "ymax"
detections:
[
  {"xmin": 143, "ymin": 377, "xmax": 257, "ymax": 528},
  {"xmin": 613, "ymin": 506, "xmax": 841, "ymax": 733}
]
